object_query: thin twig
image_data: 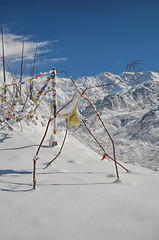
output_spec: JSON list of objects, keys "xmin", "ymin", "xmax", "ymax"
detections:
[
  {"xmin": 82, "ymin": 119, "xmax": 128, "ymax": 172},
  {"xmin": 58, "ymin": 71, "xmax": 120, "ymax": 178},
  {"xmin": 45, "ymin": 119, "xmax": 68, "ymax": 168}
]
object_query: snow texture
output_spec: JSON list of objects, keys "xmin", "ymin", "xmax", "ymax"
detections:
[
  {"xmin": 0, "ymin": 70, "xmax": 159, "ymax": 239},
  {"xmin": 0, "ymin": 128, "xmax": 159, "ymax": 240}
]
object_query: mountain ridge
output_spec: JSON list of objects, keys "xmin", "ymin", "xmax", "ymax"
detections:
[{"xmin": 0, "ymin": 70, "xmax": 159, "ymax": 170}]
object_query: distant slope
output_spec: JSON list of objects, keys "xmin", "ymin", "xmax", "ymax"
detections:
[{"xmin": 70, "ymin": 71, "xmax": 159, "ymax": 171}]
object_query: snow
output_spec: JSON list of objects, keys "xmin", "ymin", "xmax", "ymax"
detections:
[
  {"xmin": 0, "ymin": 70, "xmax": 159, "ymax": 239},
  {"xmin": 71, "ymin": 71, "xmax": 159, "ymax": 171},
  {"xmin": 57, "ymin": 91, "xmax": 81, "ymax": 119},
  {"xmin": 0, "ymin": 126, "xmax": 159, "ymax": 240}
]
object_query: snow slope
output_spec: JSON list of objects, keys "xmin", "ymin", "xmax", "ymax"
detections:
[
  {"xmin": 0, "ymin": 70, "xmax": 159, "ymax": 239},
  {"xmin": 0, "ymin": 127, "xmax": 159, "ymax": 240}
]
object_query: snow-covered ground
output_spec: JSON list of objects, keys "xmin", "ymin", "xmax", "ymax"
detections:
[
  {"xmin": 0, "ymin": 126, "xmax": 159, "ymax": 240},
  {"xmin": 0, "ymin": 70, "xmax": 159, "ymax": 239}
]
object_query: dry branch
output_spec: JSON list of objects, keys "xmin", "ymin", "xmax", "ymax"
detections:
[
  {"xmin": 45, "ymin": 119, "xmax": 68, "ymax": 168},
  {"xmin": 33, "ymin": 63, "xmax": 142, "ymax": 189},
  {"xmin": 82, "ymin": 119, "xmax": 128, "ymax": 172}
]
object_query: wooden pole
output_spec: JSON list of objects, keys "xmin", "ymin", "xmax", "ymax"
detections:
[
  {"xmin": 1, "ymin": 57, "xmax": 16, "ymax": 101},
  {"xmin": 49, "ymin": 68, "xmax": 58, "ymax": 146},
  {"xmin": 30, "ymin": 40, "xmax": 39, "ymax": 99},
  {"xmin": 33, "ymin": 118, "xmax": 52, "ymax": 189},
  {"xmin": 33, "ymin": 157, "xmax": 37, "ymax": 190},
  {"xmin": 32, "ymin": 40, "xmax": 39, "ymax": 76},
  {"xmin": 19, "ymin": 30, "xmax": 25, "ymax": 97},
  {"xmin": 1, "ymin": 23, "xmax": 6, "ymax": 96}
]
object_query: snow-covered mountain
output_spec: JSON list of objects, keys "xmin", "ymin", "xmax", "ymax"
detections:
[
  {"xmin": 0, "ymin": 70, "xmax": 159, "ymax": 170},
  {"xmin": 69, "ymin": 71, "xmax": 159, "ymax": 171}
]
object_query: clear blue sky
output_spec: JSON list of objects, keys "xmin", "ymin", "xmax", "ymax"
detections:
[{"xmin": 1, "ymin": 0, "xmax": 159, "ymax": 79}]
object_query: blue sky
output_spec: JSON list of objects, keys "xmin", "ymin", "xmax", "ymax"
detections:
[{"xmin": 0, "ymin": 0, "xmax": 159, "ymax": 79}]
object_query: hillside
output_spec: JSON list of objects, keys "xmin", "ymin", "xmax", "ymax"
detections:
[
  {"xmin": 0, "ymin": 70, "xmax": 159, "ymax": 239},
  {"xmin": 0, "ymin": 126, "xmax": 159, "ymax": 240},
  {"xmin": 0, "ymin": 70, "xmax": 159, "ymax": 171},
  {"xmin": 71, "ymin": 71, "xmax": 159, "ymax": 171}
]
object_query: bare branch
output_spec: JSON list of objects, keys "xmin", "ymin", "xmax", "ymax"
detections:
[{"xmin": 45, "ymin": 119, "xmax": 68, "ymax": 168}]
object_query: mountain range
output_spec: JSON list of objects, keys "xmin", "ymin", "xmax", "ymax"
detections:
[{"xmin": 0, "ymin": 70, "xmax": 159, "ymax": 170}]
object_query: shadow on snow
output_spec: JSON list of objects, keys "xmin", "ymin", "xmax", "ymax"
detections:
[
  {"xmin": 0, "ymin": 133, "xmax": 12, "ymax": 143},
  {"xmin": 0, "ymin": 169, "xmax": 32, "ymax": 176}
]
